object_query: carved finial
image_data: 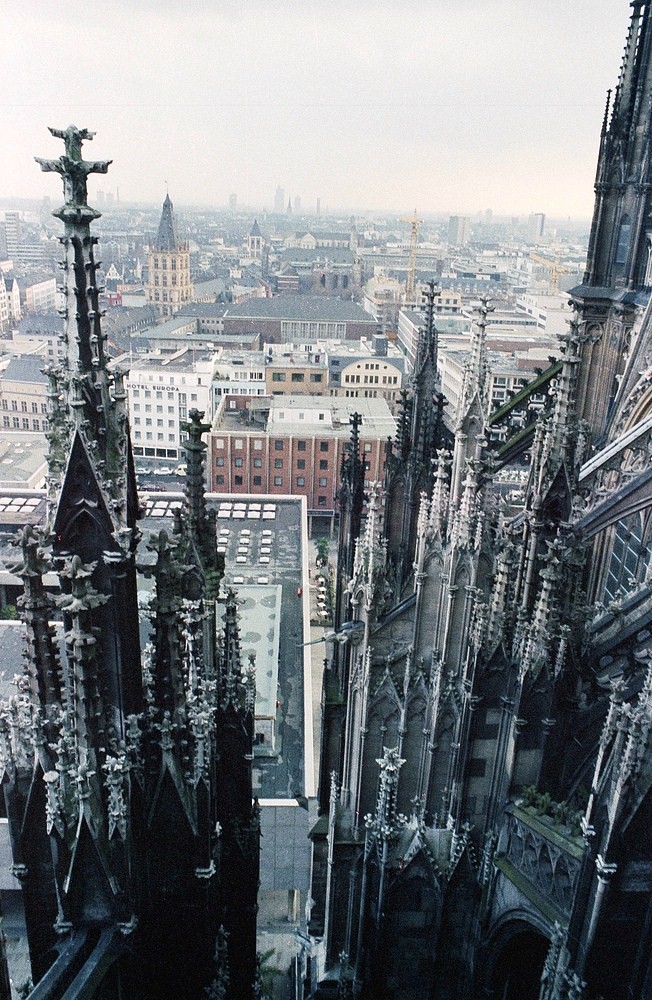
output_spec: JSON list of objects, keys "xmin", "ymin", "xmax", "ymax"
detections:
[{"xmin": 36, "ymin": 125, "xmax": 111, "ymax": 218}]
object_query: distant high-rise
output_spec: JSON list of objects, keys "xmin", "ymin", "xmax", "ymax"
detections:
[
  {"xmin": 448, "ymin": 214, "xmax": 470, "ymax": 246},
  {"xmin": 274, "ymin": 185, "xmax": 285, "ymax": 213},
  {"xmin": 229, "ymin": 192, "xmax": 237, "ymax": 210},
  {"xmin": 294, "ymin": 194, "xmax": 301, "ymax": 213},
  {"xmin": 3, "ymin": 212, "xmax": 20, "ymax": 259},
  {"xmin": 287, "ymin": 197, "xmax": 292, "ymax": 216},
  {"xmin": 528, "ymin": 211, "xmax": 546, "ymax": 240},
  {"xmin": 145, "ymin": 193, "xmax": 193, "ymax": 317}
]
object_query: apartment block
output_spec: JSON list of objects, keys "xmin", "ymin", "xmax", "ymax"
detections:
[{"xmin": 209, "ymin": 394, "xmax": 395, "ymax": 523}]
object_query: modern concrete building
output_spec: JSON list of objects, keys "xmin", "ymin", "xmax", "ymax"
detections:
[
  {"xmin": 123, "ymin": 347, "xmax": 216, "ymax": 463},
  {"xmin": 23, "ymin": 277, "xmax": 57, "ymax": 314},
  {"xmin": 448, "ymin": 214, "xmax": 471, "ymax": 246}
]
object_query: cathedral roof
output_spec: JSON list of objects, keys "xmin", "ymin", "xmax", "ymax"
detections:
[
  {"xmin": 249, "ymin": 219, "xmax": 262, "ymax": 238},
  {"xmin": 153, "ymin": 193, "xmax": 181, "ymax": 252}
]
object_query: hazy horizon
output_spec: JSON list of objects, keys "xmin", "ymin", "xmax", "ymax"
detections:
[{"xmin": 2, "ymin": 1, "xmax": 630, "ymax": 220}]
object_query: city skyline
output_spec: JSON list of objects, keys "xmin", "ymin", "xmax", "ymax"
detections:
[{"xmin": 2, "ymin": 1, "xmax": 630, "ymax": 218}]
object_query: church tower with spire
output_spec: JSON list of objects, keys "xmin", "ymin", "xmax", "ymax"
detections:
[
  {"xmin": 572, "ymin": 1, "xmax": 652, "ymax": 439},
  {"xmin": 145, "ymin": 193, "xmax": 193, "ymax": 317}
]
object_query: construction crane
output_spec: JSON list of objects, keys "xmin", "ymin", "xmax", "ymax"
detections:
[
  {"xmin": 529, "ymin": 251, "xmax": 574, "ymax": 295},
  {"xmin": 400, "ymin": 208, "xmax": 422, "ymax": 304}
]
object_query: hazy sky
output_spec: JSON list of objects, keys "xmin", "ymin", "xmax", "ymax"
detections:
[{"xmin": 1, "ymin": 1, "xmax": 632, "ymax": 218}]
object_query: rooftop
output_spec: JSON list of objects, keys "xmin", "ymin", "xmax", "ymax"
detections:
[
  {"xmin": 224, "ymin": 295, "xmax": 376, "ymax": 324},
  {"xmin": 215, "ymin": 393, "xmax": 396, "ymax": 439},
  {"xmin": 1, "ymin": 354, "xmax": 49, "ymax": 384}
]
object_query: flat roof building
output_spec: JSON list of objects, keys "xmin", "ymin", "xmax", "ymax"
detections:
[
  {"xmin": 223, "ymin": 295, "xmax": 376, "ymax": 344},
  {"xmin": 209, "ymin": 394, "xmax": 395, "ymax": 530}
]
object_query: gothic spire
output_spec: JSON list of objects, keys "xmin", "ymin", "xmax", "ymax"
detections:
[{"xmin": 154, "ymin": 193, "xmax": 182, "ymax": 251}]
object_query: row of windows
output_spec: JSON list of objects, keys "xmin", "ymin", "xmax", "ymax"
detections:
[
  {"xmin": 343, "ymin": 374, "xmax": 398, "ymax": 385},
  {"xmin": 133, "ymin": 389, "xmax": 196, "ymax": 399},
  {"xmin": 133, "ymin": 431, "xmax": 177, "ymax": 442},
  {"xmin": 152, "ymin": 256, "xmax": 187, "ymax": 270},
  {"xmin": 215, "ymin": 437, "xmax": 331, "ymax": 452},
  {"xmin": 2, "ymin": 416, "xmax": 47, "ymax": 431},
  {"xmin": 214, "ymin": 437, "xmax": 372, "ymax": 455},
  {"xmin": 1, "ymin": 399, "xmax": 49, "ymax": 414},
  {"xmin": 217, "ymin": 455, "xmax": 329, "ymax": 473},
  {"xmin": 271, "ymin": 372, "xmax": 323, "ymax": 383},
  {"xmin": 214, "ymin": 472, "xmax": 330, "ymax": 504},
  {"xmin": 134, "ymin": 404, "xmax": 177, "ymax": 414},
  {"xmin": 134, "ymin": 418, "xmax": 176, "ymax": 428},
  {"xmin": 153, "ymin": 273, "xmax": 185, "ymax": 287},
  {"xmin": 153, "ymin": 289, "xmax": 191, "ymax": 302}
]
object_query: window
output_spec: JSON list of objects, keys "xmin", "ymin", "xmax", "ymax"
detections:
[
  {"xmin": 216, "ymin": 475, "xmax": 225, "ymax": 485},
  {"xmin": 274, "ymin": 440, "xmax": 283, "ymax": 451},
  {"xmin": 318, "ymin": 495, "xmax": 326, "ymax": 505},
  {"xmin": 2, "ymin": 416, "xmax": 8, "ymax": 428},
  {"xmin": 319, "ymin": 477, "xmax": 328, "ymax": 487},
  {"xmin": 235, "ymin": 438, "xmax": 243, "ymax": 449},
  {"xmin": 310, "ymin": 373, "xmax": 322, "ymax": 383},
  {"xmin": 254, "ymin": 439, "xmax": 263, "ymax": 450},
  {"xmin": 0, "ymin": 401, "xmax": 6, "ymax": 411},
  {"xmin": 31, "ymin": 402, "xmax": 38, "ymax": 413},
  {"xmin": 234, "ymin": 475, "xmax": 243, "ymax": 485},
  {"xmin": 41, "ymin": 403, "xmax": 48, "ymax": 413},
  {"xmin": 274, "ymin": 476, "xmax": 283, "ymax": 486},
  {"xmin": 234, "ymin": 457, "xmax": 244, "ymax": 468},
  {"xmin": 297, "ymin": 459, "xmax": 306, "ymax": 470},
  {"xmin": 12, "ymin": 417, "xmax": 19, "ymax": 428},
  {"xmin": 274, "ymin": 459, "xmax": 283, "ymax": 468},
  {"xmin": 319, "ymin": 460, "xmax": 328, "ymax": 470},
  {"xmin": 320, "ymin": 442, "xmax": 329, "ymax": 452},
  {"xmin": 216, "ymin": 457, "xmax": 225, "ymax": 467},
  {"xmin": 291, "ymin": 373, "xmax": 304, "ymax": 383},
  {"xmin": 296, "ymin": 476, "xmax": 305, "ymax": 486},
  {"xmin": 11, "ymin": 401, "xmax": 17, "ymax": 411},
  {"xmin": 297, "ymin": 440, "xmax": 306, "ymax": 452},
  {"xmin": 364, "ymin": 442, "xmax": 372, "ymax": 452},
  {"xmin": 33, "ymin": 420, "xmax": 39, "ymax": 431},
  {"xmin": 253, "ymin": 458, "xmax": 262, "ymax": 468},
  {"xmin": 253, "ymin": 475, "xmax": 262, "ymax": 486},
  {"xmin": 272, "ymin": 372, "xmax": 286, "ymax": 382},
  {"xmin": 216, "ymin": 438, "xmax": 224, "ymax": 448}
]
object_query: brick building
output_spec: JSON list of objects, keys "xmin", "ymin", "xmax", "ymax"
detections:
[{"xmin": 209, "ymin": 394, "xmax": 395, "ymax": 528}]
